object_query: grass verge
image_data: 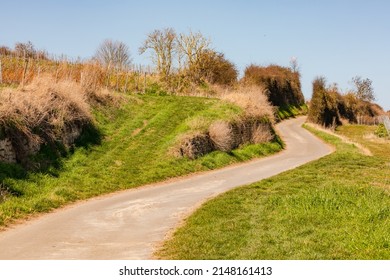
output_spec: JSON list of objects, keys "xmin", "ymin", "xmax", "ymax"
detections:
[
  {"xmin": 0, "ymin": 94, "xmax": 282, "ymax": 228},
  {"xmin": 157, "ymin": 124, "xmax": 390, "ymax": 260},
  {"xmin": 277, "ymin": 104, "xmax": 308, "ymax": 120}
]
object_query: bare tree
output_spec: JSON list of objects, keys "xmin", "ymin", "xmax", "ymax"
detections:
[
  {"xmin": 15, "ymin": 41, "xmax": 36, "ymax": 58},
  {"xmin": 139, "ymin": 28, "xmax": 176, "ymax": 78},
  {"xmin": 95, "ymin": 39, "xmax": 131, "ymax": 70},
  {"xmin": 351, "ymin": 76, "xmax": 375, "ymax": 102},
  {"xmin": 289, "ymin": 56, "xmax": 299, "ymax": 73},
  {"xmin": 176, "ymin": 30, "xmax": 211, "ymax": 71}
]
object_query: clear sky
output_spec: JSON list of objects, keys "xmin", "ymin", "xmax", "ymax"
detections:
[{"xmin": 1, "ymin": 0, "xmax": 389, "ymax": 110}]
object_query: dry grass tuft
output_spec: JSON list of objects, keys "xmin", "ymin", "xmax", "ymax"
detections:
[
  {"xmin": 209, "ymin": 120, "xmax": 233, "ymax": 151},
  {"xmin": 1, "ymin": 77, "xmax": 91, "ymax": 142},
  {"xmin": 251, "ymin": 123, "xmax": 274, "ymax": 144},
  {"xmin": 218, "ymin": 86, "xmax": 275, "ymax": 122},
  {"xmin": 0, "ymin": 76, "xmax": 109, "ymax": 164}
]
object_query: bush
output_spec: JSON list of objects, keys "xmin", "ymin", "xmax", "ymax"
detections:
[
  {"xmin": 190, "ymin": 50, "xmax": 238, "ymax": 86},
  {"xmin": 243, "ymin": 64, "xmax": 305, "ymax": 107},
  {"xmin": 219, "ymin": 85, "xmax": 275, "ymax": 122},
  {"xmin": 0, "ymin": 76, "xmax": 120, "ymax": 167},
  {"xmin": 308, "ymin": 77, "xmax": 341, "ymax": 127},
  {"xmin": 309, "ymin": 77, "xmax": 385, "ymax": 127},
  {"xmin": 375, "ymin": 124, "xmax": 389, "ymax": 138},
  {"xmin": 209, "ymin": 120, "xmax": 234, "ymax": 152}
]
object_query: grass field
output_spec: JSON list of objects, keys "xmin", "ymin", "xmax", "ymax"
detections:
[
  {"xmin": 157, "ymin": 124, "xmax": 390, "ymax": 260},
  {"xmin": 0, "ymin": 94, "xmax": 283, "ymax": 228}
]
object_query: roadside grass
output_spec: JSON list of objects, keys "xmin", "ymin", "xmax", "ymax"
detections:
[
  {"xmin": 277, "ymin": 104, "xmax": 308, "ymax": 120},
  {"xmin": 157, "ymin": 124, "xmax": 390, "ymax": 260},
  {"xmin": 0, "ymin": 94, "xmax": 283, "ymax": 228}
]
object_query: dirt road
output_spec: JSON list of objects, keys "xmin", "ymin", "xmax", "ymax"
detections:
[{"xmin": 0, "ymin": 117, "xmax": 332, "ymax": 259}]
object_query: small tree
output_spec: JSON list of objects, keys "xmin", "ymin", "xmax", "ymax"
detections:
[
  {"xmin": 308, "ymin": 76, "xmax": 340, "ymax": 127},
  {"xmin": 351, "ymin": 76, "xmax": 375, "ymax": 102},
  {"xmin": 95, "ymin": 39, "xmax": 131, "ymax": 71},
  {"xmin": 176, "ymin": 30, "xmax": 211, "ymax": 83},
  {"xmin": 139, "ymin": 28, "xmax": 176, "ymax": 78},
  {"xmin": 195, "ymin": 50, "xmax": 237, "ymax": 85},
  {"xmin": 289, "ymin": 56, "xmax": 299, "ymax": 73},
  {"xmin": 14, "ymin": 41, "xmax": 36, "ymax": 58}
]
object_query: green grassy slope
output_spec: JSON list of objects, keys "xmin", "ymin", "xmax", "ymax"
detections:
[
  {"xmin": 0, "ymin": 94, "xmax": 283, "ymax": 227},
  {"xmin": 158, "ymin": 124, "xmax": 390, "ymax": 260}
]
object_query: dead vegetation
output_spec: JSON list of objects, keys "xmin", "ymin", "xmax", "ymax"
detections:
[
  {"xmin": 209, "ymin": 121, "xmax": 234, "ymax": 152},
  {"xmin": 0, "ymin": 76, "xmax": 121, "ymax": 166},
  {"xmin": 218, "ymin": 85, "xmax": 275, "ymax": 121},
  {"xmin": 173, "ymin": 85, "xmax": 276, "ymax": 159}
]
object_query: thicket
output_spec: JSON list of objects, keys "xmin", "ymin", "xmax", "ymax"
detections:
[
  {"xmin": 242, "ymin": 64, "xmax": 305, "ymax": 107},
  {"xmin": 0, "ymin": 76, "xmax": 121, "ymax": 168},
  {"xmin": 175, "ymin": 86, "xmax": 276, "ymax": 159},
  {"xmin": 308, "ymin": 76, "xmax": 385, "ymax": 127}
]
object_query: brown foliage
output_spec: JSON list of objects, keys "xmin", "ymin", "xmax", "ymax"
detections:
[
  {"xmin": 0, "ymin": 76, "xmax": 121, "ymax": 165},
  {"xmin": 209, "ymin": 120, "xmax": 234, "ymax": 151},
  {"xmin": 251, "ymin": 123, "xmax": 273, "ymax": 144},
  {"xmin": 243, "ymin": 64, "xmax": 304, "ymax": 107},
  {"xmin": 219, "ymin": 86, "xmax": 275, "ymax": 122},
  {"xmin": 309, "ymin": 77, "xmax": 385, "ymax": 127},
  {"xmin": 190, "ymin": 50, "xmax": 237, "ymax": 86}
]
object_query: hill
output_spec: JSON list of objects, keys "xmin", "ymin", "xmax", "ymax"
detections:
[{"xmin": 0, "ymin": 86, "xmax": 284, "ymax": 227}]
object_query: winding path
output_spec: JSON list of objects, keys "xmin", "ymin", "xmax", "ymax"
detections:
[{"xmin": 0, "ymin": 117, "xmax": 332, "ymax": 259}]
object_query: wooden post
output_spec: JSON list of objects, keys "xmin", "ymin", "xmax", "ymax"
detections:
[{"xmin": 21, "ymin": 56, "xmax": 29, "ymax": 87}]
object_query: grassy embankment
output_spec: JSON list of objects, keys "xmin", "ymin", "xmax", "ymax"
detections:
[
  {"xmin": 0, "ymin": 94, "xmax": 283, "ymax": 228},
  {"xmin": 158, "ymin": 124, "xmax": 390, "ymax": 260}
]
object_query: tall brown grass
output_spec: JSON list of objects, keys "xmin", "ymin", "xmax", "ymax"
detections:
[
  {"xmin": 251, "ymin": 123, "xmax": 273, "ymax": 144},
  {"xmin": 0, "ymin": 77, "xmax": 91, "ymax": 149},
  {"xmin": 209, "ymin": 120, "xmax": 234, "ymax": 151},
  {"xmin": 0, "ymin": 76, "xmax": 122, "ymax": 165},
  {"xmin": 0, "ymin": 55, "xmax": 156, "ymax": 94},
  {"xmin": 218, "ymin": 85, "xmax": 275, "ymax": 122}
]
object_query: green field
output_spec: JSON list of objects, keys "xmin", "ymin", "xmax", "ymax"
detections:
[
  {"xmin": 0, "ymin": 94, "xmax": 283, "ymax": 228},
  {"xmin": 157, "ymin": 124, "xmax": 390, "ymax": 259}
]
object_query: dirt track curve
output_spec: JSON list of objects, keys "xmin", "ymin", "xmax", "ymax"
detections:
[{"xmin": 0, "ymin": 116, "xmax": 332, "ymax": 259}]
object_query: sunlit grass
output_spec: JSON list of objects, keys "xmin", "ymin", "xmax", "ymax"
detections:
[
  {"xmin": 157, "ymin": 124, "xmax": 390, "ymax": 260},
  {"xmin": 0, "ymin": 94, "xmax": 282, "ymax": 228}
]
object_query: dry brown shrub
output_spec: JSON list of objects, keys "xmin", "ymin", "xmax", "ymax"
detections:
[
  {"xmin": 209, "ymin": 120, "xmax": 234, "ymax": 151},
  {"xmin": 0, "ymin": 76, "xmax": 94, "ymax": 163},
  {"xmin": 243, "ymin": 64, "xmax": 305, "ymax": 107},
  {"xmin": 251, "ymin": 123, "xmax": 273, "ymax": 144},
  {"xmin": 85, "ymin": 87, "xmax": 123, "ymax": 107},
  {"xmin": 219, "ymin": 85, "xmax": 275, "ymax": 122},
  {"xmin": 170, "ymin": 132, "xmax": 214, "ymax": 159}
]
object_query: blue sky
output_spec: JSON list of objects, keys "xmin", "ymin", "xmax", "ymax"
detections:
[{"xmin": 1, "ymin": 0, "xmax": 389, "ymax": 110}]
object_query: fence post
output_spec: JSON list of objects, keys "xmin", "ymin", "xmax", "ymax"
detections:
[{"xmin": 21, "ymin": 56, "xmax": 29, "ymax": 88}]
